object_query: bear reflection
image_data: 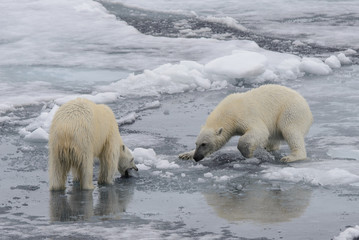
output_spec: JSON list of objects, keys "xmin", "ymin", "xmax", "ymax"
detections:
[
  {"xmin": 50, "ymin": 181, "xmax": 134, "ymax": 222},
  {"xmin": 204, "ymin": 183, "xmax": 311, "ymax": 223}
]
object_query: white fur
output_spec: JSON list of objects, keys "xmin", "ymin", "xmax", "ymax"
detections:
[
  {"xmin": 48, "ymin": 98, "xmax": 136, "ymax": 190},
  {"xmin": 179, "ymin": 84, "xmax": 313, "ymax": 162}
]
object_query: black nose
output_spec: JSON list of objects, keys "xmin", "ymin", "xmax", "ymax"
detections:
[{"xmin": 193, "ymin": 154, "xmax": 204, "ymax": 162}]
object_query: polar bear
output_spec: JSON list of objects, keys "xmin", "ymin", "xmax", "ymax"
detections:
[
  {"xmin": 179, "ymin": 85, "xmax": 313, "ymax": 162},
  {"xmin": 49, "ymin": 98, "xmax": 138, "ymax": 191}
]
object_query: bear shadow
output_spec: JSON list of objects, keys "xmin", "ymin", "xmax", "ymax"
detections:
[{"xmin": 200, "ymin": 148, "xmax": 286, "ymax": 170}]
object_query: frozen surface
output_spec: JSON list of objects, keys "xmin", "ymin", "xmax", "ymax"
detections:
[
  {"xmin": 1, "ymin": 0, "xmax": 359, "ymax": 239},
  {"xmin": 112, "ymin": 0, "xmax": 359, "ymax": 48}
]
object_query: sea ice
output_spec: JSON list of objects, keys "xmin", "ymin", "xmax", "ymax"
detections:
[
  {"xmin": 299, "ymin": 57, "xmax": 332, "ymax": 75},
  {"xmin": 325, "ymin": 55, "xmax": 341, "ymax": 69},
  {"xmin": 118, "ymin": 112, "xmax": 138, "ymax": 126},
  {"xmin": 262, "ymin": 167, "xmax": 359, "ymax": 186},
  {"xmin": 132, "ymin": 148, "xmax": 179, "ymax": 169},
  {"xmin": 204, "ymin": 172, "xmax": 214, "ymax": 178},
  {"xmin": 334, "ymin": 225, "xmax": 359, "ymax": 240},
  {"xmin": 24, "ymin": 127, "xmax": 49, "ymax": 143},
  {"xmin": 337, "ymin": 53, "xmax": 352, "ymax": 65},
  {"xmin": 204, "ymin": 50, "xmax": 267, "ymax": 79}
]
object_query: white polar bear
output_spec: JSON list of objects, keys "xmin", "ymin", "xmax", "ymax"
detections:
[
  {"xmin": 49, "ymin": 98, "xmax": 138, "ymax": 191},
  {"xmin": 179, "ymin": 84, "xmax": 313, "ymax": 162}
]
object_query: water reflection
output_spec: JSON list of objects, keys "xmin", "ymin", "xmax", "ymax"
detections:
[
  {"xmin": 204, "ymin": 183, "xmax": 311, "ymax": 223},
  {"xmin": 50, "ymin": 180, "xmax": 135, "ymax": 222}
]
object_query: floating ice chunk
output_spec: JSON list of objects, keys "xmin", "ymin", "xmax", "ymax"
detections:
[
  {"xmin": 199, "ymin": 16, "xmax": 247, "ymax": 32},
  {"xmin": 132, "ymin": 148, "xmax": 179, "ymax": 169},
  {"xmin": 337, "ymin": 53, "xmax": 352, "ymax": 65},
  {"xmin": 205, "ymin": 50, "xmax": 267, "ymax": 79},
  {"xmin": 181, "ymin": 173, "xmax": 186, "ymax": 177},
  {"xmin": 255, "ymin": 69, "xmax": 278, "ymax": 83},
  {"xmin": 276, "ymin": 58, "xmax": 303, "ymax": 80},
  {"xmin": 214, "ymin": 175, "xmax": 231, "ymax": 182},
  {"xmin": 118, "ymin": 112, "xmax": 138, "ymax": 126},
  {"xmin": 334, "ymin": 225, "xmax": 359, "ymax": 240},
  {"xmin": 299, "ymin": 57, "xmax": 332, "ymax": 75},
  {"xmin": 155, "ymin": 159, "xmax": 179, "ymax": 169},
  {"xmin": 137, "ymin": 101, "xmax": 161, "ymax": 112},
  {"xmin": 325, "ymin": 55, "xmax": 341, "ymax": 69},
  {"xmin": 198, "ymin": 178, "xmax": 205, "ymax": 183},
  {"xmin": 152, "ymin": 171, "xmax": 162, "ymax": 176},
  {"xmin": 0, "ymin": 116, "xmax": 12, "ymax": 123},
  {"xmin": 132, "ymin": 148, "xmax": 157, "ymax": 166},
  {"xmin": 233, "ymin": 164, "xmax": 241, "ymax": 169},
  {"xmin": 344, "ymin": 48, "xmax": 357, "ymax": 56},
  {"xmin": 204, "ymin": 172, "xmax": 213, "ymax": 178},
  {"xmin": 136, "ymin": 164, "xmax": 151, "ymax": 171},
  {"xmin": 292, "ymin": 40, "xmax": 306, "ymax": 46},
  {"xmin": 24, "ymin": 127, "xmax": 49, "ymax": 143},
  {"xmin": 262, "ymin": 167, "xmax": 359, "ymax": 186},
  {"xmin": 162, "ymin": 171, "xmax": 174, "ymax": 178}
]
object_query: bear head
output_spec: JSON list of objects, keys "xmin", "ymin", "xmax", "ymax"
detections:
[
  {"xmin": 118, "ymin": 145, "xmax": 138, "ymax": 177},
  {"xmin": 193, "ymin": 127, "xmax": 223, "ymax": 162}
]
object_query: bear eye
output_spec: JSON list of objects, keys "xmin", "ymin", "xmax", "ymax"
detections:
[{"xmin": 201, "ymin": 143, "xmax": 207, "ymax": 147}]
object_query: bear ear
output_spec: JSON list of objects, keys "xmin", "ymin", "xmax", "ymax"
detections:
[{"xmin": 216, "ymin": 127, "xmax": 223, "ymax": 135}]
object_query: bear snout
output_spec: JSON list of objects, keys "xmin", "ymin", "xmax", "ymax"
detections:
[{"xmin": 193, "ymin": 152, "xmax": 204, "ymax": 162}]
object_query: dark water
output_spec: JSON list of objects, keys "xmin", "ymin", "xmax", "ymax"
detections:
[{"xmin": 98, "ymin": 1, "xmax": 359, "ymax": 63}]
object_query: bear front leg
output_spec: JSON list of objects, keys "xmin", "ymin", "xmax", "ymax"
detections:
[
  {"xmin": 98, "ymin": 158, "xmax": 116, "ymax": 186},
  {"xmin": 179, "ymin": 150, "xmax": 195, "ymax": 160},
  {"xmin": 280, "ymin": 129, "xmax": 307, "ymax": 162}
]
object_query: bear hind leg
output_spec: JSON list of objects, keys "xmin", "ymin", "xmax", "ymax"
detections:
[
  {"xmin": 280, "ymin": 128, "xmax": 307, "ymax": 162},
  {"xmin": 49, "ymin": 152, "xmax": 70, "ymax": 191}
]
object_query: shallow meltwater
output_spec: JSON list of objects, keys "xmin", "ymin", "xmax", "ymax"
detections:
[
  {"xmin": 1, "ymin": 0, "xmax": 359, "ymax": 239},
  {"xmin": 1, "ymin": 66, "xmax": 359, "ymax": 239}
]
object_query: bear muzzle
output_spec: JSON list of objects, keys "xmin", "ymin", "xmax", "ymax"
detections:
[{"xmin": 193, "ymin": 152, "xmax": 204, "ymax": 162}]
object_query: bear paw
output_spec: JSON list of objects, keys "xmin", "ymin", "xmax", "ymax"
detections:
[
  {"xmin": 280, "ymin": 155, "xmax": 303, "ymax": 163},
  {"xmin": 179, "ymin": 151, "xmax": 194, "ymax": 160}
]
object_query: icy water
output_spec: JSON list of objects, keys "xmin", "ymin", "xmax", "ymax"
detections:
[{"xmin": 1, "ymin": 0, "xmax": 359, "ymax": 239}]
